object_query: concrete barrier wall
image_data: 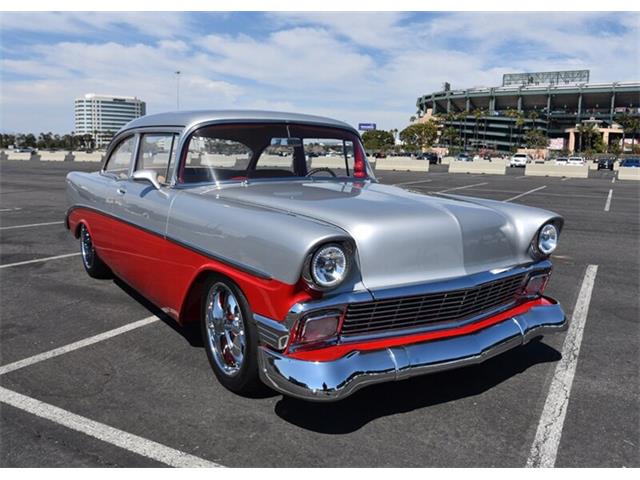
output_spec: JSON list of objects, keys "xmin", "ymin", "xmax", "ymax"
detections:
[
  {"xmin": 310, "ymin": 157, "xmax": 346, "ymax": 169},
  {"xmin": 5, "ymin": 152, "xmax": 33, "ymax": 161},
  {"xmin": 375, "ymin": 157, "xmax": 429, "ymax": 172},
  {"xmin": 525, "ymin": 163, "xmax": 588, "ymax": 178},
  {"xmin": 72, "ymin": 152, "xmax": 104, "ymax": 163},
  {"xmin": 448, "ymin": 160, "xmax": 506, "ymax": 175},
  {"xmin": 40, "ymin": 152, "xmax": 69, "ymax": 162},
  {"xmin": 618, "ymin": 167, "xmax": 640, "ymax": 181},
  {"xmin": 588, "ymin": 162, "xmax": 598, "ymax": 170},
  {"xmin": 201, "ymin": 153, "xmax": 242, "ymax": 167},
  {"xmin": 441, "ymin": 156, "xmax": 454, "ymax": 165}
]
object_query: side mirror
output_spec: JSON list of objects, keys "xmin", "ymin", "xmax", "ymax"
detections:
[{"xmin": 132, "ymin": 169, "xmax": 161, "ymax": 190}]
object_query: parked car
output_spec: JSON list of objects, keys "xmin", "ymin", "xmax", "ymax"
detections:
[
  {"xmin": 509, "ymin": 153, "xmax": 531, "ymax": 167},
  {"xmin": 567, "ymin": 156, "xmax": 586, "ymax": 166},
  {"xmin": 417, "ymin": 152, "xmax": 440, "ymax": 164},
  {"xmin": 620, "ymin": 158, "xmax": 640, "ymax": 168},
  {"xmin": 13, "ymin": 147, "xmax": 35, "ymax": 153},
  {"xmin": 597, "ymin": 158, "xmax": 615, "ymax": 170},
  {"xmin": 456, "ymin": 152, "xmax": 471, "ymax": 161},
  {"xmin": 554, "ymin": 157, "xmax": 569, "ymax": 165},
  {"xmin": 65, "ymin": 110, "xmax": 567, "ymax": 401}
]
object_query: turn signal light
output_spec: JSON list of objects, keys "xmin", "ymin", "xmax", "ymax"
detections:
[
  {"xmin": 523, "ymin": 274, "xmax": 550, "ymax": 297},
  {"xmin": 296, "ymin": 312, "xmax": 341, "ymax": 345}
]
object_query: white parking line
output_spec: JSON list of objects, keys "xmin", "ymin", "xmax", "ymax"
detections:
[
  {"xmin": 393, "ymin": 179, "xmax": 433, "ymax": 187},
  {"xmin": 505, "ymin": 185, "xmax": 547, "ymax": 202},
  {"xmin": 526, "ymin": 265, "xmax": 598, "ymax": 468},
  {"xmin": 515, "ymin": 175, "xmax": 527, "ymax": 179},
  {"xmin": 0, "ymin": 252, "xmax": 81, "ymax": 269},
  {"xmin": 0, "ymin": 221, "xmax": 62, "ymax": 230},
  {"xmin": 604, "ymin": 189, "xmax": 613, "ymax": 212},
  {"xmin": 436, "ymin": 182, "xmax": 488, "ymax": 193},
  {"xmin": 0, "ymin": 316, "xmax": 159, "ymax": 376},
  {"xmin": 611, "ymin": 176, "xmax": 616, "ymax": 184},
  {"xmin": 0, "ymin": 207, "xmax": 23, "ymax": 212},
  {"xmin": 561, "ymin": 177, "xmax": 570, "ymax": 182},
  {"xmin": 0, "ymin": 386, "xmax": 221, "ymax": 467}
]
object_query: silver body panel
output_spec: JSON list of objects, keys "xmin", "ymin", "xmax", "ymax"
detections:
[{"xmin": 67, "ymin": 174, "xmax": 561, "ymax": 292}]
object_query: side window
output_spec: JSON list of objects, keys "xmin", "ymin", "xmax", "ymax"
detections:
[
  {"xmin": 137, "ymin": 134, "xmax": 178, "ymax": 184},
  {"xmin": 104, "ymin": 136, "xmax": 136, "ymax": 179}
]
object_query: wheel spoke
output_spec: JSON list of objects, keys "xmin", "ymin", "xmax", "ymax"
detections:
[{"xmin": 204, "ymin": 283, "xmax": 246, "ymax": 377}]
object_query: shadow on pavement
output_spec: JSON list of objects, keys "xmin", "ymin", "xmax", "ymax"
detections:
[{"xmin": 274, "ymin": 339, "xmax": 561, "ymax": 434}]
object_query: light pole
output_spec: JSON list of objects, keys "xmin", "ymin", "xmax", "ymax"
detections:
[{"xmin": 175, "ymin": 70, "xmax": 181, "ymax": 110}]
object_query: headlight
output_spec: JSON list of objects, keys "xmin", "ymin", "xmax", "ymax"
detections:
[
  {"xmin": 310, "ymin": 244, "xmax": 349, "ymax": 288},
  {"xmin": 537, "ymin": 223, "xmax": 558, "ymax": 255}
]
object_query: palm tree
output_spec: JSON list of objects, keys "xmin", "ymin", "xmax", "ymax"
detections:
[
  {"xmin": 505, "ymin": 108, "xmax": 521, "ymax": 148},
  {"xmin": 576, "ymin": 122, "xmax": 600, "ymax": 153}
]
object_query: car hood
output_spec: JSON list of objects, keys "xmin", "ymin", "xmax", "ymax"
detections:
[{"xmin": 198, "ymin": 180, "xmax": 558, "ymax": 291}]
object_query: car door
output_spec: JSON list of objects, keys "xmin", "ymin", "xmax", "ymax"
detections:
[
  {"xmin": 96, "ymin": 134, "xmax": 138, "ymax": 274},
  {"xmin": 115, "ymin": 131, "xmax": 182, "ymax": 309}
]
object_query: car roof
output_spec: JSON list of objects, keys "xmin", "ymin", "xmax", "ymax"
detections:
[{"xmin": 119, "ymin": 109, "xmax": 358, "ymax": 135}]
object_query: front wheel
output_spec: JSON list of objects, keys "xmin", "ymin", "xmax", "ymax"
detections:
[
  {"xmin": 201, "ymin": 275, "xmax": 263, "ymax": 395},
  {"xmin": 79, "ymin": 224, "xmax": 111, "ymax": 279}
]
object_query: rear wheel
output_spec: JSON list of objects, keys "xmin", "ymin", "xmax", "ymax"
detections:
[
  {"xmin": 79, "ymin": 224, "xmax": 111, "ymax": 278},
  {"xmin": 201, "ymin": 275, "xmax": 263, "ymax": 395}
]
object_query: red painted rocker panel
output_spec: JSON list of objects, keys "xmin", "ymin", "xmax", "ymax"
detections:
[{"xmin": 67, "ymin": 208, "xmax": 314, "ymax": 324}]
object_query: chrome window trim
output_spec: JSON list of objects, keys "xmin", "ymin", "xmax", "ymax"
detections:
[
  {"xmin": 173, "ymin": 119, "xmax": 366, "ymax": 187},
  {"xmin": 102, "ymin": 127, "xmax": 183, "ymax": 183}
]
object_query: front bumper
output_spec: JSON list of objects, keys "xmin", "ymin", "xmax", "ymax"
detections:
[{"xmin": 258, "ymin": 299, "xmax": 566, "ymax": 402}]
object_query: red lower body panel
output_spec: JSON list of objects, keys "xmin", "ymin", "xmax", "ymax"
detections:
[{"xmin": 67, "ymin": 208, "xmax": 314, "ymax": 323}]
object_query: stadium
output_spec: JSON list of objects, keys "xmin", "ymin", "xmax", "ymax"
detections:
[{"xmin": 415, "ymin": 70, "xmax": 640, "ymax": 153}]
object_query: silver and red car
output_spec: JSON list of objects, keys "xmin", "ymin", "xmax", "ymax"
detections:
[{"xmin": 65, "ymin": 110, "xmax": 567, "ymax": 401}]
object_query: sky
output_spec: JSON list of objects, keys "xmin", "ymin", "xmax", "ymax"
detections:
[{"xmin": 1, "ymin": 11, "xmax": 639, "ymax": 134}]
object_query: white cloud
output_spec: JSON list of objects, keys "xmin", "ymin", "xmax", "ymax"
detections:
[
  {"xmin": 0, "ymin": 12, "xmax": 191, "ymax": 38},
  {"xmin": 198, "ymin": 27, "xmax": 374, "ymax": 88},
  {"xmin": 0, "ymin": 11, "xmax": 638, "ymax": 134}
]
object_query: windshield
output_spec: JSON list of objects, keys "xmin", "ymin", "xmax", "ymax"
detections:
[{"xmin": 178, "ymin": 123, "xmax": 374, "ymax": 184}]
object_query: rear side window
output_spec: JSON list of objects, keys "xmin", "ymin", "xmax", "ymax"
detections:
[
  {"xmin": 104, "ymin": 136, "xmax": 136, "ymax": 179},
  {"xmin": 137, "ymin": 133, "xmax": 178, "ymax": 184}
]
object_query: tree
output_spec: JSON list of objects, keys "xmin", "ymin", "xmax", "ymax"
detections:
[
  {"xmin": 524, "ymin": 128, "xmax": 548, "ymax": 149},
  {"xmin": 361, "ymin": 130, "xmax": 395, "ymax": 152},
  {"xmin": 441, "ymin": 126, "xmax": 459, "ymax": 148},
  {"xmin": 399, "ymin": 120, "xmax": 439, "ymax": 152},
  {"xmin": 617, "ymin": 113, "xmax": 640, "ymax": 152},
  {"xmin": 576, "ymin": 122, "xmax": 602, "ymax": 153}
]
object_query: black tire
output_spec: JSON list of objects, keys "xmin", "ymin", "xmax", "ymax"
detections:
[
  {"xmin": 79, "ymin": 223, "xmax": 112, "ymax": 279},
  {"xmin": 200, "ymin": 274, "xmax": 263, "ymax": 395}
]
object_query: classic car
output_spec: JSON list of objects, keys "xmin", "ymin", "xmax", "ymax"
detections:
[{"xmin": 65, "ymin": 110, "xmax": 567, "ymax": 401}]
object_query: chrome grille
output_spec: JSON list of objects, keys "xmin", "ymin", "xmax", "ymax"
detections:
[{"xmin": 341, "ymin": 273, "xmax": 527, "ymax": 337}]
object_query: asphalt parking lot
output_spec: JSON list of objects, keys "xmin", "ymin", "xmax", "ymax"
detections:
[{"xmin": 1, "ymin": 159, "xmax": 638, "ymax": 467}]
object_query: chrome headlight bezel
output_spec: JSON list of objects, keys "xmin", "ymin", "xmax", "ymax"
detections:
[
  {"xmin": 303, "ymin": 242, "xmax": 352, "ymax": 290},
  {"xmin": 531, "ymin": 221, "xmax": 561, "ymax": 258}
]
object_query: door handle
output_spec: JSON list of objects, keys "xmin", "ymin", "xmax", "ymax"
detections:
[{"xmin": 116, "ymin": 187, "xmax": 126, "ymax": 195}]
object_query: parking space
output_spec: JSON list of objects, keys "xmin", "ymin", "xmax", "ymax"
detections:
[{"xmin": 0, "ymin": 159, "xmax": 638, "ymax": 467}]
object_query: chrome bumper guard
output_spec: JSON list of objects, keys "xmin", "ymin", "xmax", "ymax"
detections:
[{"xmin": 258, "ymin": 299, "xmax": 567, "ymax": 402}]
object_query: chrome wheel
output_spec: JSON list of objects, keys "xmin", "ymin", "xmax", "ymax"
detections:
[
  {"xmin": 80, "ymin": 224, "xmax": 94, "ymax": 269},
  {"xmin": 204, "ymin": 282, "xmax": 246, "ymax": 377}
]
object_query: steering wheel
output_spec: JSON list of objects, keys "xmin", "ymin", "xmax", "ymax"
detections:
[{"xmin": 306, "ymin": 167, "xmax": 337, "ymax": 178}]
